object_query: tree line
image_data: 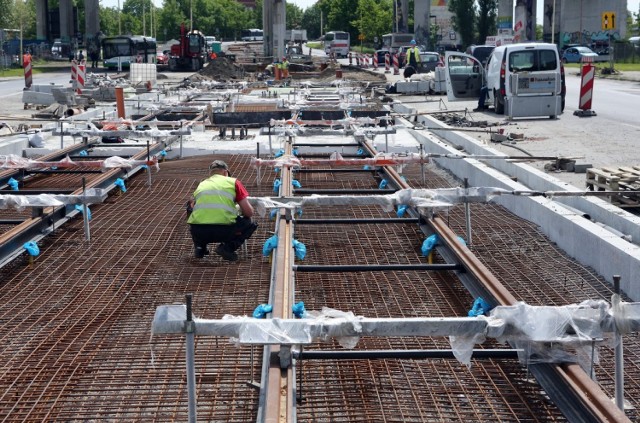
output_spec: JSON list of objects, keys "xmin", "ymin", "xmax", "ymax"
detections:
[{"xmin": 2, "ymin": 0, "xmax": 638, "ymax": 48}]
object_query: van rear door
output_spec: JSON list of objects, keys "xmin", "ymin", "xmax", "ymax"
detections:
[{"xmin": 444, "ymin": 52, "xmax": 485, "ymax": 102}]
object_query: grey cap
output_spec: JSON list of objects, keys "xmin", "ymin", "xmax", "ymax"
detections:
[{"xmin": 209, "ymin": 160, "xmax": 229, "ymax": 171}]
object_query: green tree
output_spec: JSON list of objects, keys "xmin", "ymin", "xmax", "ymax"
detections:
[
  {"xmin": 448, "ymin": 0, "xmax": 475, "ymax": 48},
  {"xmin": 99, "ymin": 6, "xmax": 122, "ymax": 36},
  {"xmin": 318, "ymin": 0, "xmax": 358, "ymax": 41},
  {"xmin": 286, "ymin": 2, "xmax": 304, "ymax": 29},
  {"xmin": 0, "ymin": 0, "xmax": 12, "ymax": 28},
  {"xmin": 12, "ymin": 0, "xmax": 36, "ymax": 39},
  {"xmin": 476, "ymin": 0, "xmax": 497, "ymax": 45},
  {"xmin": 157, "ymin": 0, "xmax": 187, "ymax": 40},
  {"xmin": 352, "ymin": 0, "xmax": 392, "ymax": 46},
  {"xmin": 301, "ymin": 4, "xmax": 321, "ymax": 40}
]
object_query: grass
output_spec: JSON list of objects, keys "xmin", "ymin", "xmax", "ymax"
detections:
[
  {"xmin": 563, "ymin": 62, "xmax": 640, "ymax": 71},
  {"xmin": 0, "ymin": 61, "xmax": 69, "ymax": 77}
]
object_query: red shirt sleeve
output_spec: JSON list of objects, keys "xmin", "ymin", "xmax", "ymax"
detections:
[{"xmin": 235, "ymin": 179, "xmax": 249, "ymax": 202}]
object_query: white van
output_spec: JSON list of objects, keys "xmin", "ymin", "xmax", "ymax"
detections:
[{"xmin": 445, "ymin": 42, "xmax": 565, "ymax": 119}]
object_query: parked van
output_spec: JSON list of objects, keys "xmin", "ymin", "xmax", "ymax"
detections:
[{"xmin": 445, "ymin": 42, "xmax": 565, "ymax": 119}]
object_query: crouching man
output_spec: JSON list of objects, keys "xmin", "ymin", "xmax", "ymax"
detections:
[{"xmin": 187, "ymin": 160, "xmax": 258, "ymax": 261}]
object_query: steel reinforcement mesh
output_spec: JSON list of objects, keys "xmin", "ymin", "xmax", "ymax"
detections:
[{"xmin": 0, "ymin": 155, "xmax": 638, "ymax": 421}]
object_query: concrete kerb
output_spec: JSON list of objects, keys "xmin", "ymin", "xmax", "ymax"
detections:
[
  {"xmin": 415, "ymin": 112, "xmax": 640, "ymax": 245},
  {"xmin": 399, "ymin": 105, "xmax": 640, "ymax": 301}
]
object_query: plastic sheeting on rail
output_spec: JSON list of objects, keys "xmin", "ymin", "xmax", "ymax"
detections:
[
  {"xmin": 269, "ymin": 116, "xmax": 379, "ymax": 128},
  {"xmin": 151, "ymin": 299, "xmax": 640, "ymax": 369},
  {"xmin": 249, "ymin": 187, "xmax": 508, "ymax": 217},
  {"xmin": 0, "ymin": 188, "xmax": 108, "ymax": 210},
  {"xmin": 0, "ymin": 154, "xmax": 159, "ymax": 170},
  {"xmin": 251, "ymin": 152, "xmax": 429, "ymax": 169}
]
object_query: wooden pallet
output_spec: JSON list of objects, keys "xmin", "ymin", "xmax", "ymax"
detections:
[{"xmin": 586, "ymin": 166, "xmax": 640, "ymax": 207}]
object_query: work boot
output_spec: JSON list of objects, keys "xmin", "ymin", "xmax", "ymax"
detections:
[
  {"xmin": 194, "ymin": 246, "xmax": 209, "ymax": 259},
  {"xmin": 215, "ymin": 244, "xmax": 238, "ymax": 262}
]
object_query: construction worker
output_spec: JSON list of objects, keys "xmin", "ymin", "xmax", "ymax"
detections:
[
  {"xmin": 406, "ymin": 39, "xmax": 421, "ymax": 69},
  {"xmin": 281, "ymin": 56, "xmax": 290, "ymax": 78},
  {"xmin": 186, "ymin": 160, "xmax": 258, "ymax": 261}
]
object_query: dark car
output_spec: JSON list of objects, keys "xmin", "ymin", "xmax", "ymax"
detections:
[
  {"xmin": 375, "ymin": 49, "xmax": 391, "ymax": 67},
  {"xmin": 467, "ymin": 45, "xmax": 495, "ymax": 68},
  {"xmin": 415, "ymin": 52, "xmax": 442, "ymax": 73}
]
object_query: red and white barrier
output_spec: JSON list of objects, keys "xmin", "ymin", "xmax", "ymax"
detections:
[
  {"xmin": 576, "ymin": 57, "xmax": 596, "ymax": 117},
  {"xmin": 393, "ymin": 54, "xmax": 399, "ymax": 75},
  {"xmin": 71, "ymin": 59, "xmax": 78, "ymax": 90},
  {"xmin": 23, "ymin": 54, "xmax": 32, "ymax": 88},
  {"xmin": 76, "ymin": 60, "xmax": 86, "ymax": 94},
  {"xmin": 385, "ymin": 53, "xmax": 390, "ymax": 73},
  {"xmin": 349, "ymin": 52, "xmax": 352, "ymax": 65},
  {"xmin": 373, "ymin": 54, "xmax": 378, "ymax": 69}
]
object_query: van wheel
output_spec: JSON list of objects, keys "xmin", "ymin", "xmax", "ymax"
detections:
[
  {"xmin": 549, "ymin": 115, "xmax": 557, "ymax": 119},
  {"xmin": 495, "ymin": 90, "xmax": 505, "ymax": 114}
]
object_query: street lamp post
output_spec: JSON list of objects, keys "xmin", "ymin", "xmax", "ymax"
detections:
[
  {"xmin": 118, "ymin": 0, "xmax": 122, "ymax": 34},
  {"xmin": 551, "ymin": 0, "xmax": 556, "ymax": 44}
]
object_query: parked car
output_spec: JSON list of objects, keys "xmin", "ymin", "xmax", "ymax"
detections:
[
  {"xmin": 375, "ymin": 49, "xmax": 391, "ymax": 67},
  {"xmin": 466, "ymin": 45, "xmax": 495, "ymax": 68},
  {"xmin": 156, "ymin": 50, "xmax": 169, "ymax": 65},
  {"xmin": 415, "ymin": 52, "xmax": 442, "ymax": 73},
  {"xmin": 562, "ymin": 46, "xmax": 598, "ymax": 63}
]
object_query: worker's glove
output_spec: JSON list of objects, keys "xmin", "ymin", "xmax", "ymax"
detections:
[{"xmin": 185, "ymin": 200, "xmax": 193, "ymax": 218}]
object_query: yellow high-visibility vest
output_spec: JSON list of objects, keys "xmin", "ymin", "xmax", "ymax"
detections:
[{"xmin": 187, "ymin": 175, "xmax": 238, "ymax": 224}]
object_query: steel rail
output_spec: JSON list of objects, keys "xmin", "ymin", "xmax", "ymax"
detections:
[
  {"xmin": 359, "ymin": 139, "xmax": 630, "ymax": 423},
  {"xmin": 261, "ymin": 138, "xmax": 296, "ymax": 423}
]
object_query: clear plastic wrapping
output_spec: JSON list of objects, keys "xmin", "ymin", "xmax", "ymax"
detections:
[{"xmin": 0, "ymin": 188, "xmax": 107, "ymax": 210}]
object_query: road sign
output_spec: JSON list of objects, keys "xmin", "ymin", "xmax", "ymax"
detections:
[
  {"xmin": 602, "ymin": 11, "xmax": 616, "ymax": 30},
  {"xmin": 358, "ymin": 34, "xmax": 365, "ymax": 41}
]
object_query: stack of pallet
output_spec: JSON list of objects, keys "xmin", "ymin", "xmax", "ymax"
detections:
[{"xmin": 586, "ymin": 166, "xmax": 640, "ymax": 207}]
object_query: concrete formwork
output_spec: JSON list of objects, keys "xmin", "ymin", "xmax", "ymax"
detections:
[{"xmin": 393, "ymin": 101, "xmax": 640, "ymax": 301}]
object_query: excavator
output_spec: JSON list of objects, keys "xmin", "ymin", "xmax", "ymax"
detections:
[{"xmin": 168, "ymin": 23, "xmax": 208, "ymax": 71}]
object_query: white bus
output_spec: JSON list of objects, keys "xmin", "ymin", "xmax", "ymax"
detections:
[
  {"xmin": 324, "ymin": 31, "xmax": 350, "ymax": 57},
  {"xmin": 382, "ymin": 33, "xmax": 415, "ymax": 54},
  {"xmin": 102, "ymin": 36, "xmax": 157, "ymax": 69},
  {"xmin": 241, "ymin": 29, "xmax": 263, "ymax": 42}
]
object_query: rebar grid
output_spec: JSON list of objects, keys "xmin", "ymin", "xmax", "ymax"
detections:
[
  {"xmin": 0, "ymin": 153, "xmax": 638, "ymax": 421},
  {"xmin": 0, "ymin": 155, "xmax": 270, "ymax": 421}
]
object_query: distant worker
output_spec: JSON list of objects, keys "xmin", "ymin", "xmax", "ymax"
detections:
[
  {"xmin": 281, "ymin": 57, "xmax": 290, "ymax": 78},
  {"xmin": 406, "ymin": 39, "xmax": 421, "ymax": 69},
  {"xmin": 77, "ymin": 50, "xmax": 84, "ymax": 61},
  {"xmin": 474, "ymin": 83, "xmax": 489, "ymax": 112},
  {"xmin": 186, "ymin": 160, "xmax": 258, "ymax": 261},
  {"xmin": 90, "ymin": 49, "xmax": 99, "ymax": 69},
  {"xmin": 210, "ymin": 51, "xmax": 217, "ymax": 60}
]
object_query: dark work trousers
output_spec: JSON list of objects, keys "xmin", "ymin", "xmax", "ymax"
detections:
[{"xmin": 189, "ymin": 216, "xmax": 258, "ymax": 252}]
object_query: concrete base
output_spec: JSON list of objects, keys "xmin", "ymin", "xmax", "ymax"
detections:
[{"xmin": 574, "ymin": 109, "xmax": 597, "ymax": 117}]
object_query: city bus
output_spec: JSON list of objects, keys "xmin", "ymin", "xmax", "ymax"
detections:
[
  {"xmin": 102, "ymin": 36, "xmax": 157, "ymax": 69},
  {"xmin": 241, "ymin": 29, "xmax": 263, "ymax": 41},
  {"xmin": 323, "ymin": 31, "xmax": 350, "ymax": 57},
  {"xmin": 382, "ymin": 33, "xmax": 415, "ymax": 54}
]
